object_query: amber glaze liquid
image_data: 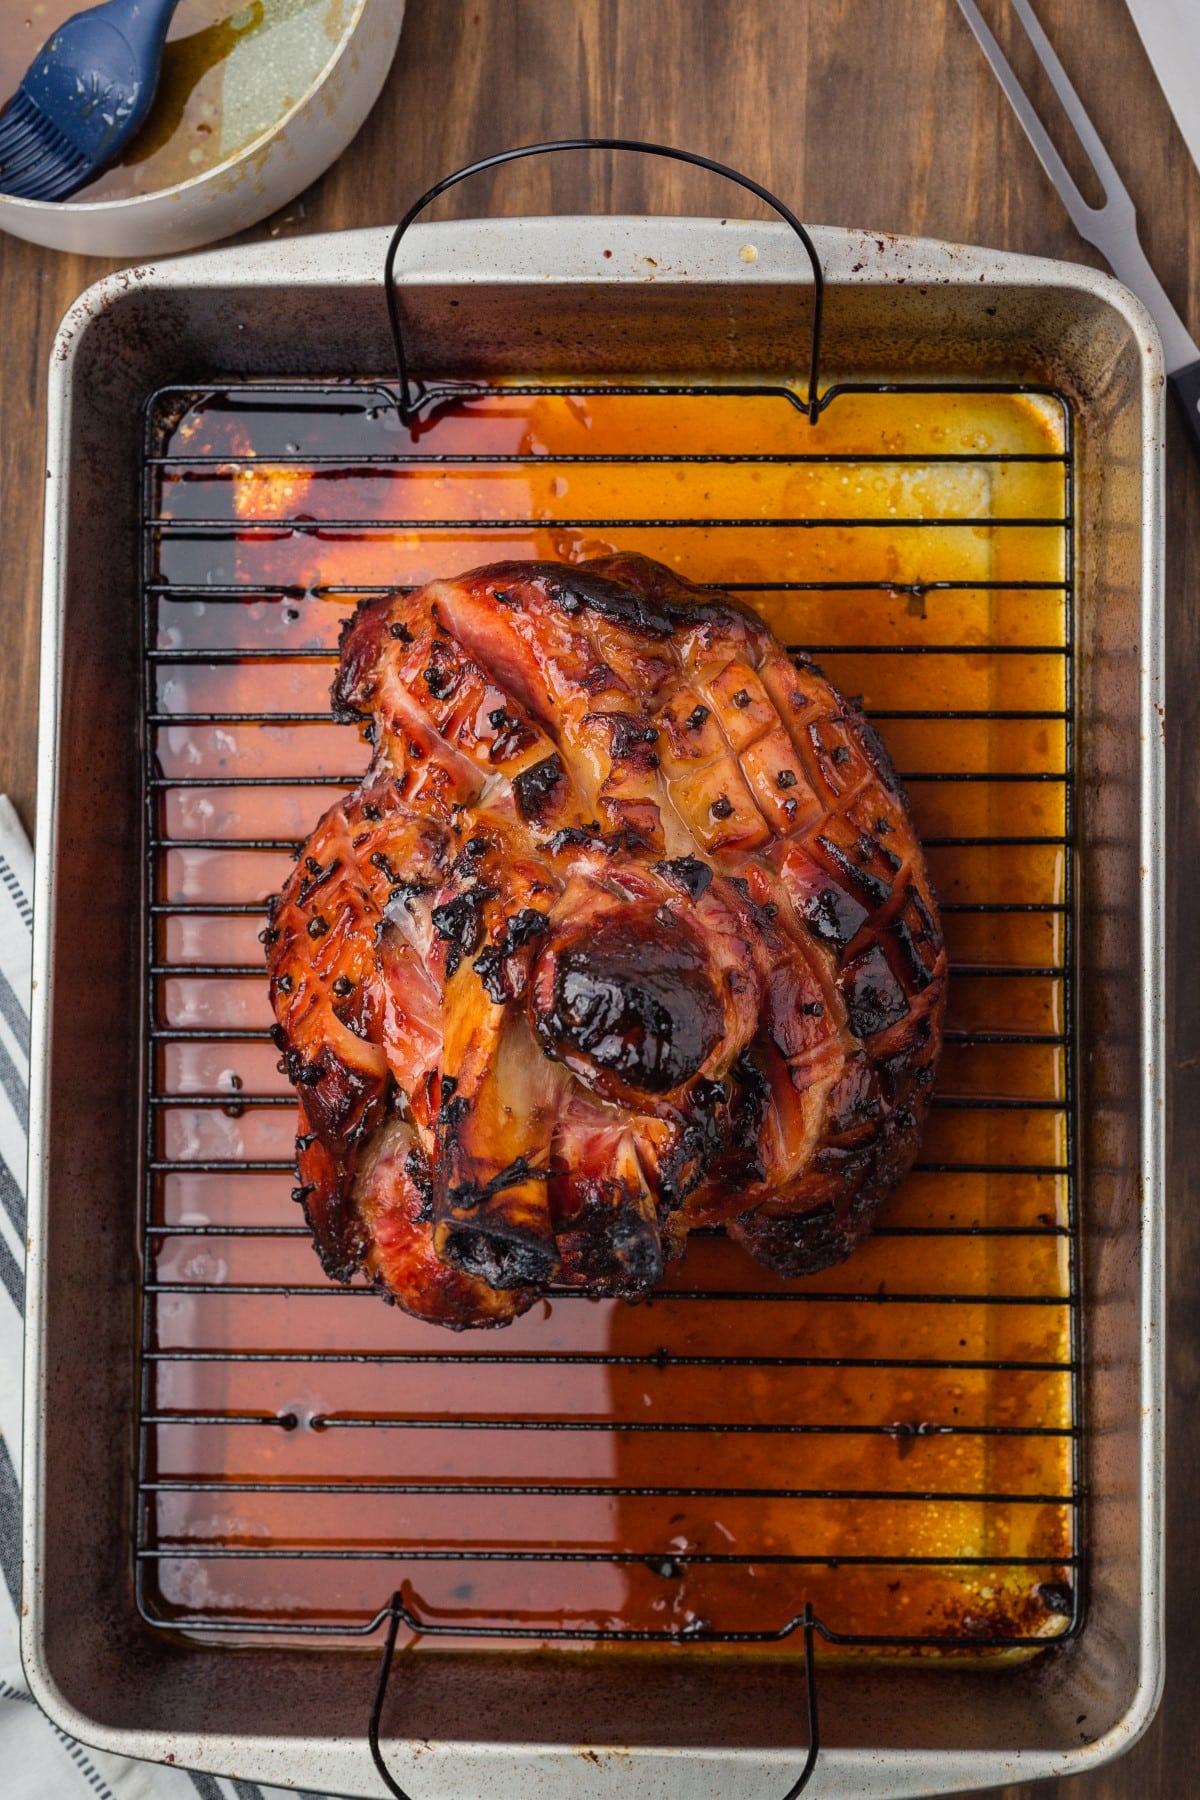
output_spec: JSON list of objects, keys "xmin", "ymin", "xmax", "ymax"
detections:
[{"xmin": 145, "ymin": 381, "xmax": 1074, "ymax": 1657}]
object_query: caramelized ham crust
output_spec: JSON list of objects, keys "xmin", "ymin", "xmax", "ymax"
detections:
[{"xmin": 265, "ymin": 554, "xmax": 947, "ymax": 1327}]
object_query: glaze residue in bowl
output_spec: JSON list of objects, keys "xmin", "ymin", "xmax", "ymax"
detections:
[{"xmin": 0, "ymin": 0, "xmax": 357, "ymax": 202}]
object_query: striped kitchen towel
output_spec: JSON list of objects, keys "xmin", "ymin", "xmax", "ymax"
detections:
[{"xmin": 0, "ymin": 793, "xmax": 333, "ymax": 1800}]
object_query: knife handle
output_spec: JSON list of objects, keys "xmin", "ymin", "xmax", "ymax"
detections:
[{"xmin": 1169, "ymin": 360, "xmax": 1200, "ymax": 463}]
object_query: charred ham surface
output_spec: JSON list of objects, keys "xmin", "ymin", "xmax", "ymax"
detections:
[{"xmin": 266, "ymin": 553, "xmax": 947, "ymax": 1327}]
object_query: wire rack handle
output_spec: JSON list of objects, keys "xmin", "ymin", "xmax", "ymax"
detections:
[
  {"xmin": 367, "ymin": 1591, "xmax": 822, "ymax": 1799},
  {"xmin": 383, "ymin": 137, "xmax": 827, "ymax": 425}
]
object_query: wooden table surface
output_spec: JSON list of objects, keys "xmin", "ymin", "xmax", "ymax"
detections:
[{"xmin": 0, "ymin": 2, "xmax": 1193, "ymax": 1795}]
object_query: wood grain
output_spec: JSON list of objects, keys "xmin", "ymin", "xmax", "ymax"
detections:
[{"xmin": 0, "ymin": 2, "xmax": 1194, "ymax": 1793}]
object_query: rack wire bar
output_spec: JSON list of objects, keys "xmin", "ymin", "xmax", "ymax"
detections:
[
  {"xmin": 136, "ymin": 374, "xmax": 1080, "ymax": 1665},
  {"xmin": 366, "ymin": 1594, "xmax": 822, "ymax": 1800}
]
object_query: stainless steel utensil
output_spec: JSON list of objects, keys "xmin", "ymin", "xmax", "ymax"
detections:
[
  {"xmin": 1126, "ymin": 0, "xmax": 1200, "ymax": 184},
  {"xmin": 957, "ymin": 0, "xmax": 1200, "ymax": 455}
]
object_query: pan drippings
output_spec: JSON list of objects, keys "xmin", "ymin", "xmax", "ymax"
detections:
[{"xmin": 142, "ymin": 380, "xmax": 1076, "ymax": 1656}]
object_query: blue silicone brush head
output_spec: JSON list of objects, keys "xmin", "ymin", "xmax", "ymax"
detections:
[{"xmin": 0, "ymin": 0, "xmax": 182, "ymax": 202}]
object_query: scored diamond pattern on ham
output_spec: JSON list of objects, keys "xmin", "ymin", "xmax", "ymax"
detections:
[{"xmin": 265, "ymin": 554, "xmax": 947, "ymax": 1328}]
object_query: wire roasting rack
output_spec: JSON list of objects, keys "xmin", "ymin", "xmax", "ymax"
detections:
[{"xmin": 135, "ymin": 144, "xmax": 1081, "ymax": 1797}]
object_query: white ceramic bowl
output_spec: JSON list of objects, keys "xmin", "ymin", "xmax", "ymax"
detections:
[{"xmin": 0, "ymin": 0, "xmax": 404, "ymax": 258}]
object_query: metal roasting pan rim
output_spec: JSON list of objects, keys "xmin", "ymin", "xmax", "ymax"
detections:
[{"xmin": 21, "ymin": 216, "xmax": 1165, "ymax": 1800}]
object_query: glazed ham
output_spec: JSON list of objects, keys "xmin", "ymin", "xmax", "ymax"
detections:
[{"xmin": 265, "ymin": 555, "xmax": 947, "ymax": 1328}]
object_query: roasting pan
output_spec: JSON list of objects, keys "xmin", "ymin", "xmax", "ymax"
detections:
[{"xmin": 21, "ymin": 205, "xmax": 1164, "ymax": 1798}]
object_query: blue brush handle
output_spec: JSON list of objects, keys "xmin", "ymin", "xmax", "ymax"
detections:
[{"xmin": 20, "ymin": 0, "xmax": 183, "ymax": 164}]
